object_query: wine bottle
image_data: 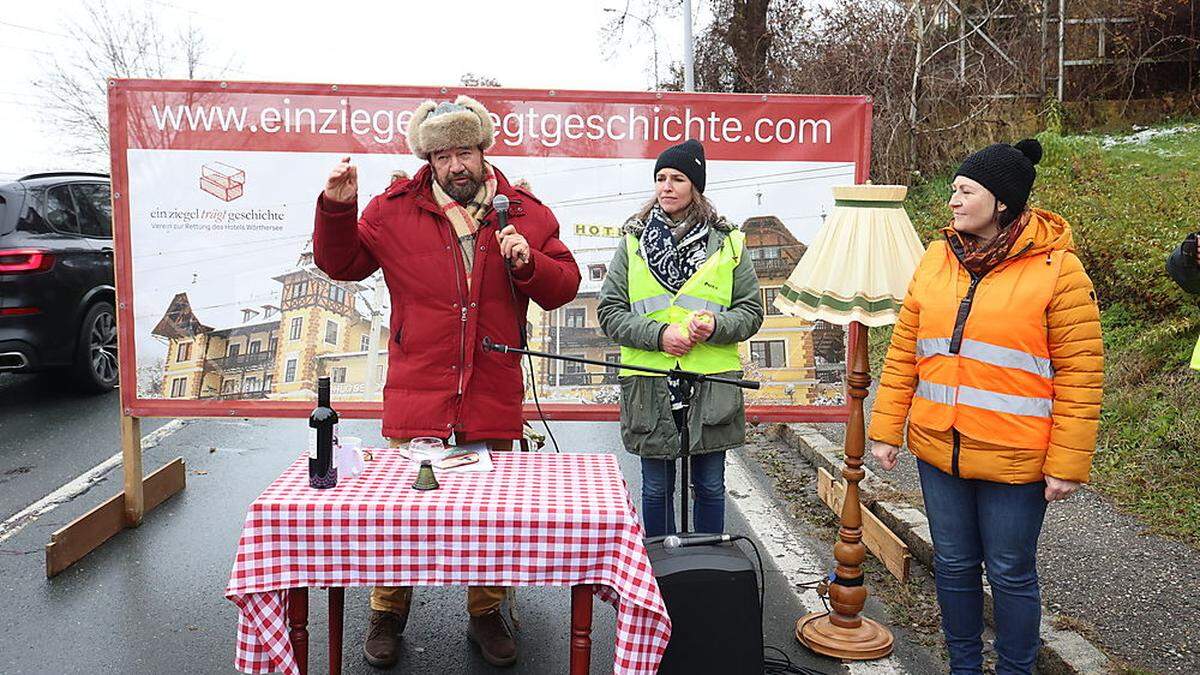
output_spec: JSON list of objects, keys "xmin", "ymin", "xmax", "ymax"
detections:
[{"xmin": 308, "ymin": 376, "xmax": 339, "ymax": 489}]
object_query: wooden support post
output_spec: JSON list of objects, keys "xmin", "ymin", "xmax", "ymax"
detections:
[{"xmin": 121, "ymin": 414, "xmax": 144, "ymax": 527}]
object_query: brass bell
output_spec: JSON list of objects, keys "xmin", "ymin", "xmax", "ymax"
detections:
[{"xmin": 412, "ymin": 460, "xmax": 439, "ymax": 491}]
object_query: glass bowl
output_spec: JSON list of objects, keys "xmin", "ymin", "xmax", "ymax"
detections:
[{"xmin": 408, "ymin": 437, "xmax": 446, "ymax": 463}]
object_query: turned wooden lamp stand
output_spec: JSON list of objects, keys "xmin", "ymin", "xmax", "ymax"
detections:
[
  {"xmin": 775, "ymin": 184, "xmax": 925, "ymax": 660},
  {"xmin": 794, "ymin": 322, "xmax": 893, "ymax": 658}
]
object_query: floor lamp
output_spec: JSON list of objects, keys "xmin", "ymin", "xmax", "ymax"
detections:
[{"xmin": 774, "ymin": 184, "xmax": 924, "ymax": 659}]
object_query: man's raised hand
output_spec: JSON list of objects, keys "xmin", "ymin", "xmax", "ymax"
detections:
[{"xmin": 324, "ymin": 156, "xmax": 358, "ymax": 203}]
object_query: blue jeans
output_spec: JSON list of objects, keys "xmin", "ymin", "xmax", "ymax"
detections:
[
  {"xmin": 640, "ymin": 451, "xmax": 727, "ymax": 537},
  {"xmin": 917, "ymin": 459, "xmax": 1048, "ymax": 674}
]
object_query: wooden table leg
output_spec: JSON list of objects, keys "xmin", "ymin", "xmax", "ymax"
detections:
[
  {"xmin": 329, "ymin": 587, "xmax": 344, "ymax": 675},
  {"xmin": 288, "ymin": 588, "xmax": 309, "ymax": 675},
  {"xmin": 569, "ymin": 584, "xmax": 593, "ymax": 675}
]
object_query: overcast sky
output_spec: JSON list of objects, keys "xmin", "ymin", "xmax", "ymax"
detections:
[{"xmin": 1, "ymin": 0, "xmax": 707, "ymax": 179}]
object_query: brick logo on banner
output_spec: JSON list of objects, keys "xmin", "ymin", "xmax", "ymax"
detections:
[{"xmin": 200, "ymin": 162, "xmax": 245, "ymax": 202}]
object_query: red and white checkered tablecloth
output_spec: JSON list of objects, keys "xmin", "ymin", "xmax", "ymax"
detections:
[{"xmin": 225, "ymin": 450, "xmax": 671, "ymax": 675}]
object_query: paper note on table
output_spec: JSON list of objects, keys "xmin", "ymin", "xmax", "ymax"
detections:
[{"xmin": 435, "ymin": 442, "xmax": 493, "ymax": 473}]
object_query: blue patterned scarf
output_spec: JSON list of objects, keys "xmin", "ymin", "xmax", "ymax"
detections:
[{"xmin": 638, "ymin": 206, "xmax": 711, "ymax": 293}]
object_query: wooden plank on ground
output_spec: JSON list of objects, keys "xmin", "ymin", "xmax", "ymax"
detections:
[
  {"xmin": 45, "ymin": 457, "xmax": 186, "ymax": 578},
  {"xmin": 141, "ymin": 457, "xmax": 187, "ymax": 513},
  {"xmin": 817, "ymin": 466, "xmax": 911, "ymax": 582}
]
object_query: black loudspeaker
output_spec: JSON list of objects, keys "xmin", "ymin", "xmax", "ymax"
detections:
[{"xmin": 646, "ymin": 537, "xmax": 764, "ymax": 675}]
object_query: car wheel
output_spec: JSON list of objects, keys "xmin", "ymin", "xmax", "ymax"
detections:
[{"xmin": 72, "ymin": 301, "xmax": 119, "ymax": 393}]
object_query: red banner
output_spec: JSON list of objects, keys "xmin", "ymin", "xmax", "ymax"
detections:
[{"xmin": 110, "ymin": 79, "xmax": 870, "ymax": 422}]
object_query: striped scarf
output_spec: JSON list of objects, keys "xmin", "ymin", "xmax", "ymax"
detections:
[
  {"xmin": 430, "ymin": 163, "xmax": 498, "ymax": 287},
  {"xmin": 949, "ymin": 209, "xmax": 1030, "ymax": 278}
]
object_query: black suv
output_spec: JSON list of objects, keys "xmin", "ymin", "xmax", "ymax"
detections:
[{"xmin": 0, "ymin": 172, "xmax": 117, "ymax": 392}]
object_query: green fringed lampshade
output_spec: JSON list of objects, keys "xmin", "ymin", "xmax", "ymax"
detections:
[{"xmin": 774, "ymin": 185, "xmax": 923, "ymax": 327}]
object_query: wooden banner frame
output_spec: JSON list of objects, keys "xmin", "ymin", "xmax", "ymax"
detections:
[{"xmin": 46, "ymin": 79, "xmax": 874, "ymax": 576}]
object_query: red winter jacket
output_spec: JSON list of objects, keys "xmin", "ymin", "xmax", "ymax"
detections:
[{"xmin": 313, "ymin": 165, "xmax": 580, "ymax": 440}]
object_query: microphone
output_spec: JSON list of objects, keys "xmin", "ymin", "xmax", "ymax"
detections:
[
  {"xmin": 663, "ymin": 533, "xmax": 734, "ymax": 549},
  {"xmin": 492, "ymin": 194, "xmax": 527, "ymax": 265},
  {"xmin": 492, "ymin": 194, "xmax": 510, "ymax": 230}
]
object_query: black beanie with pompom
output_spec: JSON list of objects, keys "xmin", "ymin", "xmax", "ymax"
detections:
[{"xmin": 955, "ymin": 138, "xmax": 1043, "ymax": 214}]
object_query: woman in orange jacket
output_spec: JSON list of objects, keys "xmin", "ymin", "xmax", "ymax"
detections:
[{"xmin": 869, "ymin": 138, "xmax": 1104, "ymax": 674}]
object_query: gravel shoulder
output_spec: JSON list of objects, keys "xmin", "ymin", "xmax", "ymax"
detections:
[{"xmin": 802, "ymin": 385, "xmax": 1200, "ymax": 674}]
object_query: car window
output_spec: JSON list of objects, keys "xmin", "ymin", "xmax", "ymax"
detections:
[
  {"xmin": 72, "ymin": 183, "xmax": 112, "ymax": 238},
  {"xmin": 0, "ymin": 191, "xmax": 18, "ymax": 237},
  {"xmin": 44, "ymin": 185, "xmax": 80, "ymax": 235}
]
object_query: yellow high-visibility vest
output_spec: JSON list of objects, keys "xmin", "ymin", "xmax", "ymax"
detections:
[{"xmin": 620, "ymin": 230, "xmax": 744, "ymax": 376}]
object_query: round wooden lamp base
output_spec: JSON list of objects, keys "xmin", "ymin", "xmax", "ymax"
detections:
[{"xmin": 796, "ymin": 612, "xmax": 895, "ymax": 660}]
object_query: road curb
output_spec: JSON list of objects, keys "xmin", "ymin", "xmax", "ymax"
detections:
[{"xmin": 769, "ymin": 423, "xmax": 1114, "ymax": 675}]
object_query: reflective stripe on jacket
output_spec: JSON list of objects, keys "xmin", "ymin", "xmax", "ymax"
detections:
[
  {"xmin": 869, "ymin": 208, "xmax": 1104, "ymax": 484},
  {"xmin": 619, "ymin": 230, "xmax": 745, "ymax": 376}
]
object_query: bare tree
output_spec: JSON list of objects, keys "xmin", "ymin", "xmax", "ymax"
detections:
[
  {"xmin": 33, "ymin": 1, "xmax": 222, "ymax": 160},
  {"xmin": 695, "ymin": 0, "xmax": 778, "ymax": 92},
  {"xmin": 897, "ymin": 1, "xmax": 1039, "ymax": 175},
  {"xmin": 606, "ymin": 0, "xmax": 811, "ymax": 92},
  {"xmin": 603, "ymin": 0, "xmax": 1198, "ymax": 180},
  {"xmin": 696, "ymin": 0, "xmax": 1043, "ymax": 180},
  {"xmin": 599, "ymin": 2, "xmax": 681, "ymax": 89},
  {"xmin": 137, "ymin": 357, "xmax": 165, "ymax": 398}
]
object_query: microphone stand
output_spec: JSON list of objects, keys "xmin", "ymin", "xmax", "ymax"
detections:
[{"xmin": 483, "ymin": 336, "xmax": 759, "ymax": 534}]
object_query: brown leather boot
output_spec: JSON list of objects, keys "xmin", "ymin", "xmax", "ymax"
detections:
[
  {"xmin": 363, "ymin": 608, "xmax": 409, "ymax": 668},
  {"xmin": 467, "ymin": 609, "xmax": 517, "ymax": 667}
]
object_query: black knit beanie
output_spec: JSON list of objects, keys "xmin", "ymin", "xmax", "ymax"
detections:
[
  {"xmin": 654, "ymin": 139, "xmax": 706, "ymax": 193},
  {"xmin": 955, "ymin": 138, "xmax": 1043, "ymax": 214}
]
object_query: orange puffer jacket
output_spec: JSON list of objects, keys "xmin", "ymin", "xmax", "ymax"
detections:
[{"xmin": 868, "ymin": 208, "xmax": 1104, "ymax": 484}]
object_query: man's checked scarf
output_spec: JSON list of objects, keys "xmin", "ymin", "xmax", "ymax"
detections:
[{"xmin": 431, "ymin": 162, "xmax": 499, "ymax": 287}]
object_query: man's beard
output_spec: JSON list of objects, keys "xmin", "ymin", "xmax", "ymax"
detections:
[{"xmin": 439, "ymin": 170, "xmax": 484, "ymax": 203}]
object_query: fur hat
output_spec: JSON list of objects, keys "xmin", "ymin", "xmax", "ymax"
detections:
[{"xmin": 407, "ymin": 95, "xmax": 495, "ymax": 160}]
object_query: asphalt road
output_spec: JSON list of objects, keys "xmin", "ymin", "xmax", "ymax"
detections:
[
  {"xmin": 0, "ymin": 385, "xmax": 879, "ymax": 674},
  {"xmin": 0, "ymin": 373, "xmax": 169, "ymax": 515}
]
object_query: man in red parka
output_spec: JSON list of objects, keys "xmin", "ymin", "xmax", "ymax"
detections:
[{"xmin": 313, "ymin": 95, "xmax": 580, "ymax": 669}]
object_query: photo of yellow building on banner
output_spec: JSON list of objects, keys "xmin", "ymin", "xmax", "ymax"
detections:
[{"xmin": 152, "ymin": 248, "xmax": 389, "ymax": 402}]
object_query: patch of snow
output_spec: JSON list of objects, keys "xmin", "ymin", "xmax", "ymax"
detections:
[{"xmin": 1099, "ymin": 124, "xmax": 1200, "ymax": 148}]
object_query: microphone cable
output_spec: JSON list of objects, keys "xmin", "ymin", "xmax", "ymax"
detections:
[
  {"xmin": 499, "ymin": 222, "xmax": 560, "ymax": 455},
  {"xmin": 717, "ymin": 534, "xmax": 834, "ymax": 674},
  {"xmin": 524, "ymin": 344, "xmax": 560, "ymax": 454},
  {"xmin": 727, "ymin": 535, "xmax": 766, "ymax": 620},
  {"xmin": 763, "ymin": 645, "xmax": 830, "ymax": 675}
]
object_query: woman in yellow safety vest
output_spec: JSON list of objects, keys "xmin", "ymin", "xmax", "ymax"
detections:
[
  {"xmin": 869, "ymin": 138, "xmax": 1104, "ymax": 673},
  {"xmin": 598, "ymin": 139, "xmax": 764, "ymax": 537}
]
